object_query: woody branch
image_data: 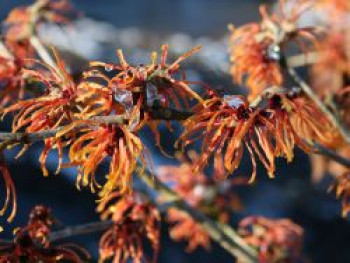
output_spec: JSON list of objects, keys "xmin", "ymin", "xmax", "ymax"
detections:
[{"xmin": 1, "ymin": 107, "xmax": 350, "ymax": 169}]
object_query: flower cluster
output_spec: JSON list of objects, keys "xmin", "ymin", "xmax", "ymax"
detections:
[
  {"xmin": 0, "ymin": 57, "xmax": 26, "ymax": 107},
  {"xmin": 0, "ymin": 205, "xmax": 89, "ymax": 262},
  {"xmin": 314, "ymin": 0, "xmax": 350, "ymax": 15},
  {"xmin": 238, "ymin": 216, "xmax": 304, "ymax": 263},
  {"xmin": 97, "ymin": 192, "xmax": 160, "ymax": 263},
  {"xmin": 67, "ymin": 123, "xmax": 144, "ymax": 197},
  {"xmin": 84, "ymin": 44, "xmax": 204, "ymax": 113},
  {"xmin": 179, "ymin": 92, "xmax": 337, "ymax": 182},
  {"xmin": 3, "ymin": 0, "xmax": 72, "ymax": 46},
  {"xmin": 2, "ymin": 50, "xmax": 77, "ymax": 176},
  {"xmin": 1, "ymin": 41, "xmax": 204, "ymax": 203},
  {"xmin": 306, "ymin": 0, "xmax": 350, "ymax": 183},
  {"xmin": 158, "ymin": 152, "xmax": 245, "ymax": 251},
  {"xmin": 229, "ymin": 0, "xmax": 320, "ymax": 100},
  {"xmin": 312, "ymin": 29, "xmax": 350, "ymax": 98},
  {"xmin": 0, "ymin": 0, "xmax": 73, "ymax": 107},
  {"xmin": 166, "ymin": 208, "xmax": 210, "ymax": 252},
  {"xmin": 329, "ymin": 171, "xmax": 350, "ymax": 217}
]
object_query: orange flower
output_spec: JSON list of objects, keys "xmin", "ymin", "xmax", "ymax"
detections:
[
  {"xmin": 80, "ymin": 45, "xmax": 206, "ymax": 153},
  {"xmin": 158, "ymin": 153, "xmax": 209, "ymax": 207},
  {"xmin": 97, "ymin": 192, "xmax": 160, "ymax": 263},
  {"xmin": 3, "ymin": 0, "xmax": 73, "ymax": 59},
  {"xmin": 65, "ymin": 123, "xmax": 145, "ymax": 198},
  {"xmin": 229, "ymin": 0, "xmax": 320, "ymax": 100},
  {"xmin": 85, "ymin": 44, "xmax": 204, "ymax": 113},
  {"xmin": 167, "ymin": 208, "xmax": 210, "ymax": 252},
  {"xmin": 308, "ymin": 26, "xmax": 350, "ymax": 182},
  {"xmin": 281, "ymin": 95, "xmax": 341, "ymax": 147},
  {"xmin": 0, "ymin": 154, "xmax": 17, "ymax": 223},
  {"xmin": 4, "ymin": 0, "xmax": 72, "ymax": 42},
  {"xmin": 278, "ymin": 92, "xmax": 344, "ymax": 185},
  {"xmin": 2, "ymin": 50, "xmax": 77, "ymax": 176},
  {"xmin": 238, "ymin": 216, "xmax": 304, "ymax": 263},
  {"xmin": 0, "ymin": 205, "xmax": 90, "ymax": 262},
  {"xmin": 329, "ymin": 171, "xmax": 350, "ymax": 217},
  {"xmin": 229, "ymin": 23, "xmax": 283, "ymax": 100},
  {"xmin": 179, "ymin": 95, "xmax": 308, "ymax": 182},
  {"xmin": 314, "ymin": 0, "xmax": 350, "ymax": 14},
  {"xmin": 0, "ymin": 57, "xmax": 26, "ymax": 107},
  {"xmin": 0, "ymin": 1, "xmax": 73, "ymax": 107},
  {"xmin": 310, "ymin": 25, "xmax": 350, "ymax": 138},
  {"xmin": 157, "ymin": 151, "xmax": 246, "ymax": 251},
  {"xmin": 311, "ymin": 28, "xmax": 350, "ymax": 97},
  {"xmin": 179, "ymin": 96, "xmax": 255, "ymax": 177},
  {"xmin": 158, "ymin": 151, "xmax": 244, "ymax": 214}
]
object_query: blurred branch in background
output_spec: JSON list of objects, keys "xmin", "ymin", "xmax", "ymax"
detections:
[
  {"xmin": 38, "ymin": 18, "xmax": 320, "ymax": 76},
  {"xmin": 0, "ymin": 164, "xmax": 259, "ymax": 263}
]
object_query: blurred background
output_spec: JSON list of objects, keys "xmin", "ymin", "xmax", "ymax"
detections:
[{"xmin": 1, "ymin": 0, "xmax": 350, "ymax": 262}]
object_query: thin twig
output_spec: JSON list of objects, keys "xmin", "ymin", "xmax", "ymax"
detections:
[
  {"xmin": 286, "ymin": 65, "xmax": 350, "ymax": 144},
  {"xmin": 0, "ymin": 220, "xmax": 113, "ymax": 245},
  {"xmin": 0, "ymin": 108, "xmax": 193, "ymax": 150},
  {"xmin": 0, "ymin": 239, "xmax": 12, "ymax": 245},
  {"xmin": 287, "ymin": 52, "xmax": 319, "ymax": 68},
  {"xmin": 0, "ymin": 115, "xmax": 126, "ymax": 149},
  {"xmin": 313, "ymin": 143, "xmax": 350, "ymax": 168},
  {"xmin": 137, "ymin": 166, "xmax": 258, "ymax": 263},
  {"xmin": 49, "ymin": 220, "xmax": 113, "ymax": 242},
  {"xmin": 1, "ymin": 106, "xmax": 350, "ymax": 169},
  {"xmin": 148, "ymin": 106, "xmax": 193, "ymax": 120},
  {"xmin": 30, "ymin": 35, "xmax": 57, "ymax": 68}
]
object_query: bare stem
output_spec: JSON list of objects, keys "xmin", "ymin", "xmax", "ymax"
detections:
[
  {"xmin": 148, "ymin": 106, "xmax": 193, "ymax": 120},
  {"xmin": 0, "ymin": 220, "xmax": 113, "ymax": 246},
  {"xmin": 0, "ymin": 108, "xmax": 192, "ymax": 147},
  {"xmin": 49, "ymin": 220, "xmax": 113, "ymax": 242},
  {"xmin": 0, "ymin": 115, "xmax": 126, "ymax": 151},
  {"xmin": 313, "ymin": 143, "xmax": 350, "ymax": 168}
]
